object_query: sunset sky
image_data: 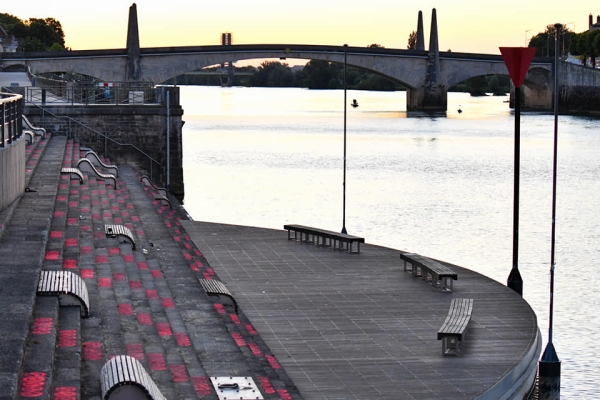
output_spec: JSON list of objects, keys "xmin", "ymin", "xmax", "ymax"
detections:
[{"xmin": 3, "ymin": 1, "xmax": 597, "ymax": 57}]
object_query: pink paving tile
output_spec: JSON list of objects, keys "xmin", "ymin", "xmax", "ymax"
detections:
[
  {"xmin": 266, "ymin": 355, "xmax": 281, "ymax": 369},
  {"xmin": 191, "ymin": 376, "xmax": 212, "ymax": 396},
  {"xmin": 231, "ymin": 333, "xmax": 246, "ymax": 347},
  {"xmin": 63, "ymin": 259, "xmax": 77, "ymax": 269},
  {"xmin": 137, "ymin": 313, "xmax": 152, "ymax": 325},
  {"xmin": 108, "ymin": 247, "xmax": 120, "ymax": 255},
  {"xmin": 32, "ymin": 318, "xmax": 53, "ymax": 335},
  {"xmin": 67, "ymin": 218, "xmax": 78, "ymax": 226},
  {"xmin": 126, "ymin": 343, "xmax": 144, "ymax": 360},
  {"xmin": 54, "ymin": 211, "xmax": 65, "ymax": 218},
  {"xmin": 81, "ymin": 195, "xmax": 90, "ymax": 201},
  {"xmin": 156, "ymin": 323, "xmax": 172, "ymax": 337},
  {"xmin": 59, "ymin": 184, "xmax": 68, "ymax": 190},
  {"xmin": 113, "ymin": 272, "xmax": 125, "ymax": 281},
  {"xmin": 129, "ymin": 281, "xmax": 142, "ymax": 290},
  {"xmin": 257, "ymin": 376, "xmax": 276, "ymax": 394},
  {"xmin": 169, "ymin": 365, "xmax": 188, "ymax": 383},
  {"xmin": 93, "ymin": 231, "xmax": 104, "ymax": 239},
  {"xmin": 245, "ymin": 324, "xmax": 257, "ymax": 335},
  {"xmin": 97, "ymin": 277, "xmax": 111, "ymax": 288},
  {"xmin": 174, "ymin": 332, "xmax": 191, "ymax": 347},
  {"xmin": 161, "ymin": 298, "xmax": 174, "ymax": 308},
  {"xmin": 80, "ymin": 269, "xmax": 94, "ymax": 279},
  {"xmin": 148, "ymin": 353, "xmax": 166, "ymax": 371},
  {"xmin": 150, "ymin": 270, "xmax": 162, "ymax": 279},
  {"xmin": 20, "ymin": 372, "xmax": 47, "ymax": 397},
  {"xmin": 68, "ymin": 201, "xmax": 78, "ymax": 208},
  {"xmin": 80, "ymin": 246, "xmax": 92, "ymax": 254},
  {"xmin": 80, "ymin": 207, "xmax": 90, "ymax": 213},
  {"xmin": 80, "ymin": 224, "xmax": 91, "ymax": 232},
  {"xmin": 57, "ymin": 195, "xmax": 67, "ymax": 201},
  {"xmin": 96, "ymin": 255, "xmax": 108, "ymax": 263},
  {"xmin": 53, "ymin": 386, "xmax": 77, "ymax": 400},
  {"xmin": 249, "ymin": 343, "xmax": 262, "ymax": 357},
  {"xmin": 122, "ymin": 254, "xmax": 134, "ymax": 262},
  {"xmin": 118, "ymin": 304, "xmax": 133, "ymax": 316},
  {"xmin": 83, "ymin": 342, "xmax": 102, "ymax": 360},
  {"xmin": 190, "ymin": 263, "xmax": 199, "ymax": 272},
  {"xmin": 145, "ymin": 290, "xmax": 158, "ymax": 299},
  {"xmin": 202, "ymin": 273, "xmax": 212, "ymax": 280},
  {"xmin": 65, "ymin": 238, "xmax": 78, "ymax": 247},
  {"xmin": 277, "ymin": 389, "xmax": 293, "ymax": 400},
  {"xmin": 57, "ymin": 330, "xmax": 77, "ymax": 347},
  {"xmin": 136, "ymin": 261, "xmax": 148, "ymax": 270},
  {"xmin": 45, "ymin": 250, "xmax": 60, "ymax": 261},
  {"xmin": 230, "ymin": 314, "xmax": 240, "ymax": 324},
  {"xmin": 214, "ymin": 304, "xmax": 226, "ymax": 314},
  {"xmin": 50, "ymin": 231, "xmax": 63, "ymax": 239},
  {"xmin": 113, "ymin": 218, "xmax": 123, "ymax": 224}
]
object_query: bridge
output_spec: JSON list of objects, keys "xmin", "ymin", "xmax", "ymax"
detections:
[{"xmin": 2, "ymin": 6, "xmax": 599, "ymax": 112}]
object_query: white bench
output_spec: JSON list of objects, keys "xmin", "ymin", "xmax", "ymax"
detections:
[
  {"xmin": 37, "ymin": 271, "xmax": 90, "ymax": 317},
  {"xmin": 84, "ymin": 150, "xmax": 119, "ymax": 177},
  {"xmin": 77, "ymin": 158, "xmax": 118, "ymax": 189},
  {"xmin": 438, "ymin": 298, "xmax": 473, "ymax": 356},
  {"xmin": 60, "ymin": 167, "xmax": 84, "ymax": 184},
  {"xmin": 100, "ymin": 355, "xmax": 166, "ymax": 400},
  {"xmin": 199, "ymin": 279, "xmax": 238, "ymax": 313},
  {"xmin": 105, "ymin": 224, "xmax": 136, "ymax": 250}
]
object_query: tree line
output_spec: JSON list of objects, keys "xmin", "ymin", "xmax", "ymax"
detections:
[
  {"xmin": 528, "ymin": 24, "xmax": 600, "ymax": 67},
  {"xmin": 0, "ymin": 13, "xmax": 66, "ymax": 51}
]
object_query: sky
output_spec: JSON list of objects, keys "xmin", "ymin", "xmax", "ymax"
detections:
[{"xmin": 2, "ymin": 1, "xmax": 597, "ymax": 61}]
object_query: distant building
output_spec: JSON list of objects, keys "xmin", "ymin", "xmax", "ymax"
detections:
[
  {"xmin": 0, "ymin": 25, "xmax": 20, "ymax": 52},
  {"xmin": 589, "ymin": 14, "xmax": 600, "ymax": 31}
]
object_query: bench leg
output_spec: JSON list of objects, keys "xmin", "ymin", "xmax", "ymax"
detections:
[{"xmin": 441, "ymin": 336, "xmax": 461, "ymax": 356}]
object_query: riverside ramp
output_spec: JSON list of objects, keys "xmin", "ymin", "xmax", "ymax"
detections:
[{"xmin": 182, "ymin": 220, "xmax": 541, "ymax": 399}]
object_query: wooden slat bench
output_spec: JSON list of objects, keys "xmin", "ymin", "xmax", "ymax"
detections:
[
  {"xmin": 60, "ymin": 167, "xmax": 84, "ymax": 184},
  {"xmin": 105, "ymin": 224, "xmax": 136, "ymax": 250},
  {"xmin": 400, "ymin": 252, "xmax": 458, "ymax": 291},
  {"xmin": 100, "ymin": 355, "xmax": 167, "ymax": 400},
  {"xmin": 438, "ymin": 298, "xmax": 474, "ymax": 356},
  {"xmin": 199, "ymin": 279, "xmax": 238, "ymax": 313},
  {"xmin": 140, "ymin": 175, "xmax": 168, "ymax": 197},
  {"xmin": 77, "ymin": 158, "xmax": 118, "ymax": 189},
  {"xmin": 37, "ymin": 271, "xmax": 90, "ymax": 317},
  {"xmin": 284, "ymin": 224, "xmax": 365, "ymax": 254},
  {"xmin": 84, "ymin": 150, "xmax": 119, "ymax": 177}
]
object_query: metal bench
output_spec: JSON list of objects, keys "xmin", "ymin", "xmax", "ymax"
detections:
[
  {"xmin": 22, "ymin": 115, "xmax": 46, "ymax": 139},
  {"xmin": 84, "ymin": 150, "xmax": 119, "ymax": 177},
  {"xmin": 77, "ymin": 158, "xmax": 118, "ymax": 189},
  {"xmin": 438, "ymin": 298, "xmax": 473, "ymax": 356},
  {"xmin": 105, "ymin": 224, "xmax": 136, "ymax": 250},
  {"xmin": 37, "ymin": 271, "xmax": 90, "ymax": 317},
  {"xmin": 140, "ymin": 175, "xmax": 168, "ymax": 197},
  {"xmin": 284, "ymin": 224, "xmax": 365, "ymax": 254},
  {"xmin": 400, "ymin": 252, "xmax": 458, "ymax": 291},
  {"xmin": 60, "ymin": 167, "xmax": 84, "ymax": 184},
  {"xmin": 199, "ymin": 279, "xmax": 238, "ymax": 313},
  {"xmin": 154, "ymin": 195, "xmax": 172, "ymax": 209},
  {"xmin": 100, "ymin": 355, "xmax": 167, "ymax": 400},
  {"xmin": 24, "ymin": 130, "xmax": 33, "ymax": 145}
]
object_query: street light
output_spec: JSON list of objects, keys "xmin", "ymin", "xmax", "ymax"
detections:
[
  {"xmin": 341, "ymin": 44, "xmax": 348, "ymax": 234},
  {"xmin": 524, "ymin": 29, "xmax": 532, "ymax": 46}
]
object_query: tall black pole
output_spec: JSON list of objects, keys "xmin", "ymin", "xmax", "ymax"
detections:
[
  {"xmin": 539, "ymin": 23, "xmax": 562, "ymax": 400},
  {"xmin": 341, "ymin": 44, "xmax": 348, "ymax": 234},
  {"xmin": 507, "ymin": 84, "xmax": 523, "ymax": 296}
]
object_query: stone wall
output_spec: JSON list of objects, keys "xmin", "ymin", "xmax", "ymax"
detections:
[
  {"xmin": 24, "ymin": 87, "xmax": 185, "ymax": 200},
  {"xmin": 0, "ymin": 137, "xmax": 26, "ymax": 211},
  {"xmin": 560, "ymin": 63, "xmax": 600, "ymax": 115}
]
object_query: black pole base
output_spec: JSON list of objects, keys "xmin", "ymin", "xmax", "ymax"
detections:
[
  {"xmin": 341, "ymin": 227, "xmax": 347, "ymax": 234},
  {"xmin": 507, "ymin": 267, "xmax": 523, "ymax": 296},
  {"xmin": 539, "ymin": 342, "xmax": 560, "ymax": 399}
]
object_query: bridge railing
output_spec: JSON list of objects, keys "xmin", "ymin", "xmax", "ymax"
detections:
[
  {"xmin": 1, "ymin": 92, "xmax": 23, "ymax": 148},
  {"xmin": 25, "ymin": 84, "xmax": 163, "ymax": 106}
]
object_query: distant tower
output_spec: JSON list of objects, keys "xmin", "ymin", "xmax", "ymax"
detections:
[
  {"xmin": 126, "ymin": 3, "xmax": 141, "ymax": 81},
  {"xmin": 416, "ymin": 11, "xmax": 425, "ymax": 51},
  {"xmin": 220, "ymin": 33, "xmax": 234, "ymax": 87}
]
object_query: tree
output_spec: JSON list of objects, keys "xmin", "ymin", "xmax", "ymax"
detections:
[
  {"xmin": 248, "ymin": 61, "xmax": 294, "ymax": 87},
  {"xmin": 407, "ymin": 31, "xmax": 417, "ymax": 50},
  {"xmin": 528, "ymin": 24, "xmax": 574, "ymax": 57},
  {"xmin": 570, "ymin": 30, "xmax": 600, "ymax": 67},
  {"xmin": 0, "ymin": 13, "xmax": 66, "ymax": 51}
]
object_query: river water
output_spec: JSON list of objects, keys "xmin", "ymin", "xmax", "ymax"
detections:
[{"xmin": 179, "ymin": 86, "xmax": 599, "ymax": 398}]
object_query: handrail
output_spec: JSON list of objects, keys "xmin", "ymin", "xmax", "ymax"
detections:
[
  {"xmin": 2, "ymin": 87, "xmax": 163, "ymax": 181},
  {"xmin": 0, "ymin": 92, "xmax": 23, "ymax": 147}
]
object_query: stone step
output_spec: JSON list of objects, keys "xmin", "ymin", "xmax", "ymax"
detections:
[{"xmin": 52, "ymin": 306, "xmax": 83, "ymax": 400}]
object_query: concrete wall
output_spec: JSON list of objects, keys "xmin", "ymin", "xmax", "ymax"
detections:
[
  {"xmin": 0, "ymin": 137, "xmax": 26, "ymax": 211},
  {"xmin": 24, "ymin": 87, "xmax": 185, "ymax": 200},
  {"xmin": 560, "ymin": 62, "xmax": 600, "ymax": 115}
]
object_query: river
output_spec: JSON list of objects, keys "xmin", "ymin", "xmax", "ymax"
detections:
[{"xmin": 179, "ymin": 86, "xmax": 599, "ymax": 398}]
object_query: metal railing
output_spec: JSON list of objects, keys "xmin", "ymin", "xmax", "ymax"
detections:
[
  {"xmin": 1, "ymin": 92, "xmax": 23, "ymax": 147},
  {"xmin": 25, "ymin": 84, "xmax": 163, "ymax": 106}
]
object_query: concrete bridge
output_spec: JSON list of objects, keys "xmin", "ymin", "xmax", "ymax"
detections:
[{"xmin": 2, "ymin": 6, "xmax": 600, "ymax": 113}]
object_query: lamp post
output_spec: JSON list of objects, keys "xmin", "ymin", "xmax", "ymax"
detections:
[
  {"xmin": 524, "ymin": 29, "xmax": 532, "ymax": 46},
  {"xmin": 341, "ymin": 44, "xmax": 348, "ymax": 234},
  {"xmin": 538, "ymin": 22, "xmax": 562, "ymax": 400}
]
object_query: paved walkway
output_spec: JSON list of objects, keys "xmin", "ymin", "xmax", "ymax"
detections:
[{"xmin": 0, "ymin": 133, "xmax": 540, "ymax": 399}]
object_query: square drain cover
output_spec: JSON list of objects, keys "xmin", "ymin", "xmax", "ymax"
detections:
[{"xmin": 211, "ymin": 376, "xmax": 264, "ymax": 400}]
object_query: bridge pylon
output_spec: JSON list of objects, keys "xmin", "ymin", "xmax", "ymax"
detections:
[
  {"xmin": 220, "ymin": 33, "xmax": 235, "ymax": 87},
  {"xmin": 407, "ymin": 8, "xmax": 447, "ymax": 111}
]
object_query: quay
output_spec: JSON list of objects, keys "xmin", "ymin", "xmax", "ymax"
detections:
[{"xmin": 0, "ymin": 131, "xmax": 540, "ymax": 398}]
